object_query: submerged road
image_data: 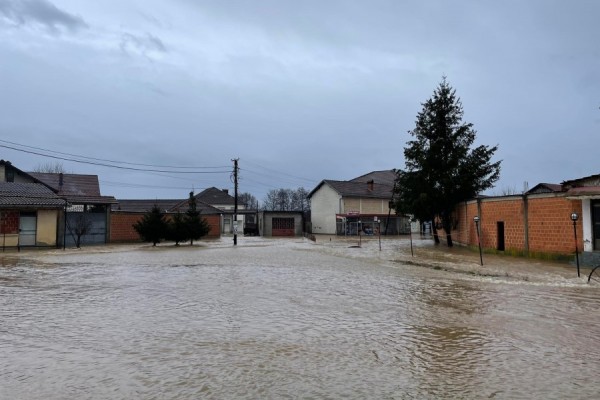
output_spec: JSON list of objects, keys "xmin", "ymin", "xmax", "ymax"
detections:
[{"xmin": 1, "ymin": 237, "xmax": 599, "ymax": 399}]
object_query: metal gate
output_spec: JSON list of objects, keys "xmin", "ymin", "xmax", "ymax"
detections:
[
  {"xmin": 65, "ymin": 212, "xmax": 107, "ymax": 247},
  {"xmin": 272, "ymin": 217, "xmax": 295, "ymax": 236}
]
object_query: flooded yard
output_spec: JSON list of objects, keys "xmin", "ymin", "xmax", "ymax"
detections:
[{"xmin": 1, "ymin": 237, "xmax": 599, "ymax": 399}]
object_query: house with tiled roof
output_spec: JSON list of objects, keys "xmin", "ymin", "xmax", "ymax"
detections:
[
  {"xmin": 29, "ymin": 171, "xmax": 116, "ymax": 247},
  {"xmin": 0, "ymin": 160, "xmax": 118, "ymax": 248},
  {"xmin": 308, "ymin": 170, "xmax": 409, "ymax": 235},
  {"xmin": 0, "ymin": 180, "xmax": 65, "ymax": 247},
  {"xmin": 194, "ymin": 187, "xmax": 257, "ymax": 235},
  {"xmin": 526, "ymin": 183, "xmax": 563, "ymax": 194}
]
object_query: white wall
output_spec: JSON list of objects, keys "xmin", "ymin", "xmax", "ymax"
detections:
[{"xmin": 310, "ymin": 184, "xmax": 341, "ymax": 234}]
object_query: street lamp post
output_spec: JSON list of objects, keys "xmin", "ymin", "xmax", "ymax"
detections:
[
  {"xmin": 358, "ymin": 219, "xmax": 362, "ymax": 248},
  {"xmin": 474, "ymin": 216, "xmax": 483, "ymax": 266},
  {"xmin": 571, "ymin": 212, "xmax": 580, "ymax": 278},
  {"xmin": 409, "ymin": 217, "xmax": 414, "ymax": 257},
  {"xmin": 375, "ymin": 216, "xmax": 381, "ymax": 251}
]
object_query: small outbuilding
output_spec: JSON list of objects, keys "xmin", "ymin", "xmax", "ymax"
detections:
[{"xmin": 258, "ymin": 211, "xmax": 304, "ymax": 237}]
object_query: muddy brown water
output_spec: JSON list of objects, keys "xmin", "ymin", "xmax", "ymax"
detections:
[{"xmin": 1, "ymin": 237, "xmax": 599, "ymax": 399}]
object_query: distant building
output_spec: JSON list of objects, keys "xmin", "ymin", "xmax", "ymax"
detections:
[
  {"xmin": 308, "ymin": 170, "xmax": 409, "ymax": 236},
  {"xmin": 258, "ymin": 211, "xmax": 304, "ymax": 237},
  {"xmin": 194, "ymin": 187, "xmax": 257, "ymax": 235}
]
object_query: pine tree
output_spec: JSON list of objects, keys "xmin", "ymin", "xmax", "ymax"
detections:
[
  {"xmin": 166, "ymin": 211, "xmax": 187, "ymax": 246},
  {"xmin": 185, "ymin": 191, "xmax": 210, "ymax": 245},
  {"xmin": 133, "ymin": 205, "xmax": 168, "ymax": 246},
  {"xmin": 394, "ymin": 77, "xmax": 501, "ymax": 246}
]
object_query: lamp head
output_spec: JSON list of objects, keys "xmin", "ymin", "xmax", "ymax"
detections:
[
  {"xmin": 571, "ymin": 212, "xmax": 579, "ymax": 222},
  {"xmin": 473, "ymin": 216, "xmax": 480, "ymax": 223}
]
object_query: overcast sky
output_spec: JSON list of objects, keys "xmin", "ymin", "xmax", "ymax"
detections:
[{"xmin": 1, "ymin": 0, "xmax": 598, "ymax": 202}]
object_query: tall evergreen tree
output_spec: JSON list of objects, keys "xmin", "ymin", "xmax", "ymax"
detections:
[
  {"xmin": 185, "ymin": 191, "xmax": 210, "ymax": 245},
  {"xmin": 394, "ymin": 77, "xmax": 501, "ymax": 246},
  {"xmin": 133, "ymin": 205, "xmax": 168, "ymax": 246},
  {"xmin": 166, "ymin": 211, "xmax": 187, "ymax": 246}
]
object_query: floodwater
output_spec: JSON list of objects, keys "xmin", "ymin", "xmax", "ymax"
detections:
[{"xmin": 1, "ymin": 237, "xmax": 599, "ymax": 399}]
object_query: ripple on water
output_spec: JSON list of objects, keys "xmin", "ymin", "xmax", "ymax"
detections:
[{"xmin": 1, "ymin": 239, "xmax": 600, "ymax": 399}]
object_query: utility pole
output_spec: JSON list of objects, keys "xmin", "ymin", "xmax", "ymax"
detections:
[{"xmin": 233, "ymin": 158, "xmax": 239, "ymax": 246}]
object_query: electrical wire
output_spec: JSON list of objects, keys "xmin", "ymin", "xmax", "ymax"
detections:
[
  {"xmin": 0, "ymin": 139, "xmax": 230, "ymax": 169},
  {"xmin": 0, "ymin": 143, "xmax": 231, "ymax": 174},
  {"xmin": 242, "ymin": 159, "xmax": 316, "ymax": 183}
]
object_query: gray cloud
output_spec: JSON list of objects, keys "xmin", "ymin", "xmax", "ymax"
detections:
[
  {"xmin": 0, "ymin": 0, "xmax": 87, "ymax": 33},
  {"xmin": 0, "ymin": 1, "xmax": 598, "ymax": 201},
  {"xmin": 120, "ymin": 32, "xmax": 167, "ymax": 57}
]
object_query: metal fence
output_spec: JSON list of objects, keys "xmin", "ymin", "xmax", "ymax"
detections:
[{"xmin": 336, "ymin": 216, "xmax": 410, "ymax": 236}]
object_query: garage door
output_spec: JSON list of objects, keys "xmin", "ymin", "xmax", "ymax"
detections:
[{"xmin": 272, "ymin": 217, "xmax": 295, "ymax": 236}]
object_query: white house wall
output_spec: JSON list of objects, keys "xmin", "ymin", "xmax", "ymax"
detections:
[{"xmin": 310, "ymin": 184, "xmax": 341, "ymax": 234}]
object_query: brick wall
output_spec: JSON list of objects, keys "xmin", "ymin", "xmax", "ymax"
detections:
[
  {"xmin": 480, "ymin": 198, "xmax": 526, "ymax": 250},
  {"xmin": 528, "ymin": 197, "xmax": 581, "ymax": 254},
  {"xmin": 452, "ymin": 195, "xmax": 582, "ymax": 256},
  {"xmin": 110, "ymin": 213, "xmax": 143, "ymax": 242},
  {"xmin": 110, "ymin": 213, "xmax": 221, "ymax": 243},
  {"xmin": 1, "ymin": 210, "xmax": 19, "ymax": 234}
]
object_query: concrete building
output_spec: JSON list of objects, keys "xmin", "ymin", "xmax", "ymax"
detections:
[{"xmin": 258, "ymin": 211, "xmax": 304, "ymax": 237}]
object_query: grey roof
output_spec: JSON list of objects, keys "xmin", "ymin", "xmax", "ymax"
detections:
[
  {"xmin": 29, "ymin": 172, "xmax": 117, "ymax": 204},
  {"xmin": 113, "ymin": 199, "xmax": 222, "ymax": 215},
  {"xmin": 526, "ymin": 183, "xmax": 563, "ymax": 194},
  {"xmin": 350, "ymin": 170, "xmax": 396, "ymax": 186},
  {"xmin": 0, "ymin": 182, "xmax": 65, "ymax": 208},
  {"xmin": 112, "ymin": 199, "xmax": 182, "ymax": 213},
  {"xmin": 562, "ymin": 173, "xmax": 600, "ymax": 187},
  {"xmin": 309, "ymin": 179, "xmax": 394, "ymax": 199},
  {"xmin": 309, "ymin": 170, "xmax": 396, "ymax": 199},
  {"xmin": 195, "ymin": 187, "xmax": 236, "ymax": 206}
]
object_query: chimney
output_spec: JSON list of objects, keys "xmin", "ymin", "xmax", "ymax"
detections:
[
  {"xmin": 367, "ymin": 180, "xmax": 374, "ymax": 191},
  {"xmin": 58, "ymin": 173, "xmax": 64, "ymax": 190},
  {"xmin": 222, "ymin": 189, "xmax": 229, "ymax": 195}
]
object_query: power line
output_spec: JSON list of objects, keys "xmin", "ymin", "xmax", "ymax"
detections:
[
  {"xmin": 0, "ymin": 143, "xmax": 231, "ymax": 174},
  {"xmin": 242, "ymin": 159, "xmax": 316, "ymax": 183},
  {"xmin": 0, "ymin": 139, "xmax": 229, "ymax": 169},
  {"xmin": 100, "ymin": 180, "xmax": 207, "ymax": 191}
]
